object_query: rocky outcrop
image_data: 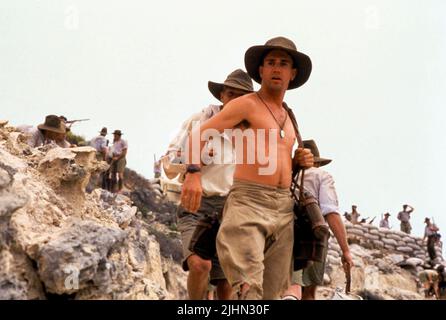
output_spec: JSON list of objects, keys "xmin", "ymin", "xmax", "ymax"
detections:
[{"xmin": 0, "ymin": 124, "xmax": 186, "ymax": 300}]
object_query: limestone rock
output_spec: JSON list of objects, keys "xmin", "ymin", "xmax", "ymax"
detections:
[
  {"xmin": 388, "ymin": 254, "xmax": 405, "ymax": 265},
  {"xmin": 36, "ymin": 219, "xmax": 127, "ymax": 294},
  {"xmin": 0, "ymin": 247, "xmax": 45, "ymax": 300}
]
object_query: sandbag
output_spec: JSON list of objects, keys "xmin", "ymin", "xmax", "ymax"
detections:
[
  {"xmin": 372, "ymin": 240, "xmax": 384, "ymax": 248},
  {"xmin": 386, "ymin": 234, "xmax": 403, "ymax": 242},
  {"xmin": 379, "ymin": 228, "xmax": 392, "ymax": 235},
  {"xmin": 329, "ymin": 243, "xmax": 341, "ymax": 253},
  {"xmin": 364, "ymin": 234, "xmax": 380, "ymax": 241},
  {"xmin": 350, "ymin": 225, "xmax": 366, "ymax": 232},
  {"xmin": 404, "ymin": 257, "xmax": 424, "ymax": 267},
  {"xmin": 396, "ymin": 246, "xmax": 413, "ymax": 254},
  {"xmin": 327, "ymin": 255, "xmax": 341, "ymax": 266},
  {"xmin": 328, "ymin": 249, "xmax": 340, "ymax": 258},
  {"xmin": 416, "ymin": 255, "xmax": 426, "ymax": 261},
  {"xmin": 348, "ymin": 229, "xmax": 364, "ymax": 237},
  {"xmin": 407, "ymin": 243, "xmax": 421, "ymax": 251},
  {"xmin": 382, "ymin": 238, "xmax": 398, "ymax": 246},
  {"xmin": 394, "ymin": 230, "xmax": 409, "ymax": 237},
  {"xmin": 402, "ymin": 237, "xmax": 416, "ymax": 244},
  {"xmin": 384, "ymin": 244, "xmax": 396, "ymax": 251}
]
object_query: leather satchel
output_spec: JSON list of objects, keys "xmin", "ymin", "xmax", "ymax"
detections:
[{"xmin": 284, "ymin": 103, "xmax": 330, "ymax": 271}]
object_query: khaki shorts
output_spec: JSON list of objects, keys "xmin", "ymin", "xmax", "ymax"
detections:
[
  {"xmin": 177, "ymin": 195, "xmax": 226, "ymax": 284},
  {"xmin": 115, "ymin": 157, "xmax": 127, "ymax": 174},
  {"xmin": 216, "ymin": 179, "xmax": 294, "ymax": 300},
  {"xmin": 419, "ymin": 270, "xmax": 439, "ymax": 284}
]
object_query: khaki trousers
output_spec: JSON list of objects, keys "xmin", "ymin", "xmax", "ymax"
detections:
[{"xmin": 216, "ymin": 179, "xmax": 294, "ymax": 300}]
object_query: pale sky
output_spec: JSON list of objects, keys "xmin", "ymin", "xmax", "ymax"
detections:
[{"xmin": 1, "ymin": 0, "xmax": 445, "ymax": 242}]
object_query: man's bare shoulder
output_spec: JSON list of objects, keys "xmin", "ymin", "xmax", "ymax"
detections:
[{"xmin": 224, "ymin": 92, "xmax": 258, "ymax": 112}]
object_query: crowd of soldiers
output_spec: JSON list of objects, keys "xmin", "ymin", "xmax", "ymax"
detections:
[{"xmin": 17, "ymin": 114, "xmax": 128, "ymax": 193}]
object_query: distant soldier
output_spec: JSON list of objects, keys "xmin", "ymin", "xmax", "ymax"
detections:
[
  {"xmin": 379, "ymin": 212, "xmax": 391, "ymax": 229},
  {"xmin": 397, "ymin": 204, "xmax": 414, "ymax": 234},
  {"xmin": 110, "ymin": 130, "xmax": 128, "ymax": 192},
  {"xmin": 90, "ymin": 127, "xmax": 109, "ymax": 161},
  {"xmin": 423, "ymin": 218, "xmax": 439, "ymax": 262},
  {"xmin": 350, "ymin": 205, "xmax": 361, "ymax": 224},
  {"xmin": 418, "ymin": 265, "xmax": 445, "ymax": 300},
  {"xmin": 17, "ymin": 114, "xmax": 70, "ymax": 148}
]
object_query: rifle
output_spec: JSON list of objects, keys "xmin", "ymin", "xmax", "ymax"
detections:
[
  {"xmin": 65, "ymin": 119, "xmax": 90, "ymax": 129},
  {"xmin": 368, "ymin": 216, "xmax": 376, "ymax": 224}
]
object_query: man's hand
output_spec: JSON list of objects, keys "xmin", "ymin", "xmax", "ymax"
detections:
[
  {"xmin": 180, "ymin": 172, "xmax": 203, "ymax": 213},
  {"xmin": 341, "ymin": 250, "xmax": 354, "ymax": 275},
  {"xmin": 293, "ymin": 148, "xmax": 314, "ymax": 168}
]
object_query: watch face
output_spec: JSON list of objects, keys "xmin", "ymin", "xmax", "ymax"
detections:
[{"xmin": 186, "ymin": 165, "xmax": 200, "ymax": 173}]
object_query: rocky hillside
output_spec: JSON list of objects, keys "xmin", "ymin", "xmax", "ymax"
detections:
[{"xmin": 0, "ymin": 122, "xmax": 187, "ymax": 300}]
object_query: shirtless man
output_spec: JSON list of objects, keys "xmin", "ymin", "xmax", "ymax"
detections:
[{"xmin": 181, "ymin": 36, "xmax": 314, "ymax": 299}]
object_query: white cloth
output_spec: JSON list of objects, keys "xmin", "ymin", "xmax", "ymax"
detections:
[
  {"xmin": 167, "ymin": 112, "xmax": 202, "ymax": 155},
  {"xmin": 425, "ymin": 225, "xmax": 436, "ymax": 237},
  {"xmin": 112, "ymin": 139, "xmax": 128, "ymax": 156},
  {"xmin": 165, "ymin": 104, "xmax": 235, "ymax": 197},
  {"xmin": 17, "ymin": 126, "xmax": 45, "ymax": 148},
  {"xmin": 57, "ymin": 139, "xmax": 71, "ymax": 148},
  {"xmin": 17, "ymin": 125, "xmax": 70, "ymax": 148},
  {"xmin": 397, "ymin": 211, "xmax": 411, "ymax": 222},
  {"xmin": 299, "ymin": 167, "xmax": 339, "ymax": 216},
  {"xmin": 379, "ymin": 219, "xmax": 390, "ymax": 229},
  {"xmin": 90, "ymin": 135, "xmax": 108, "ymax": 152}
]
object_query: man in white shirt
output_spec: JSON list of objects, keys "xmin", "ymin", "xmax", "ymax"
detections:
[
  {"xmin": 423, "ymin": 217, "xmax": 439, "ymax": 262},
  {"xmin": 110, "ymin": 130, "xmax": 128, "ymax": 192},
  {"xmin": 90, "ymin": 127, "xmax": 109, "ymax": 161},
  {"xmin": 379, "ymin": 212, "xmax": 391, "ymax": 229},
  {"xmin": 282, "ymin": 140, "xmax": 353, "ymax": 300},
  {"xmin": 163, "ymin": 69, "xmax": 253, "ymax": 300}
]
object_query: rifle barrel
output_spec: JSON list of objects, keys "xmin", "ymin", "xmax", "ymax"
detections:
[{"xmin": 66, "ymin": 119, "xmax": 90, "ymax": 123}]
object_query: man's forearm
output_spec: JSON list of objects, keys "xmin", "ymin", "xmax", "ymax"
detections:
[{"xmin": 326, "ymin": 213, "xmax": 349, "ymax": 253}]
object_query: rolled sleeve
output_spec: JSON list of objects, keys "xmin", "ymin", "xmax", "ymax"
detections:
[{"xmin": 319, "ymin": 172, "xmax": 339, "ymax": 216}]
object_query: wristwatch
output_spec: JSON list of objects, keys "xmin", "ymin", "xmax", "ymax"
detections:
[{"xmin": 186, "ymin": 164, "xmax": 201, "ymax": 174}]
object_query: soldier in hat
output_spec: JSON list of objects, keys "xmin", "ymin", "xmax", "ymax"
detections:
[
  {"xmin": 110, "ymin": 130, "xmax": 128, "ymax": 192},
  {"xmin": 379, "ymin": 212, "xmax": 391, "ymax": 229},
  {"xmin": 181, "ymin": 36, "xmax": 314, "ymax": 299},
  {"xmin": 349, "ymin": 205, "xmax": 362, "ymax": 225},
  {"xmin": 282, "ymin": 140, "xmax": 352, "ymax": 300},
  {"xmin": 423, "ymin": 217, "xmax": 440, "ymax": 262},
  {"xmin": 164, "ymin": 69, "xmax": 253, "ymax": 300},
  {"xmin": 90, "ymin": 127, "xmax": 109, "ymax": 161},
  {"xmin": 17, "ymin": 114, "xmax": 69, "ymax": 148},
  {"xmin": 397, "ymin": 204, "xmax": 414, "ymax": 234}
]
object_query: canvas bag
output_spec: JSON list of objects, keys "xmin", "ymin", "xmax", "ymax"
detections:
[{"xmin": 283, "ymin": 103, "xmax": 330, "ymax": 271}]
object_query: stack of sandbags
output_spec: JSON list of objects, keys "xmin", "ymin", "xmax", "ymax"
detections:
[
  {"xmin": 363, "ymin": 224, "xmax": 383, "ymax": 248},
  {"xmin": 379, "ymin": 229, "xmax": 398, "ymax": 251},
  {"xmin": 327, "ymin": 236, "xmax": 342, "ymax": 266},
  {"xmin": 435, "ymin": 245, "xmax": 444, "ymax": 261},
  {"xmin": 345, "ymin": 223, "xmax": 367, "ymax": 242}
]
